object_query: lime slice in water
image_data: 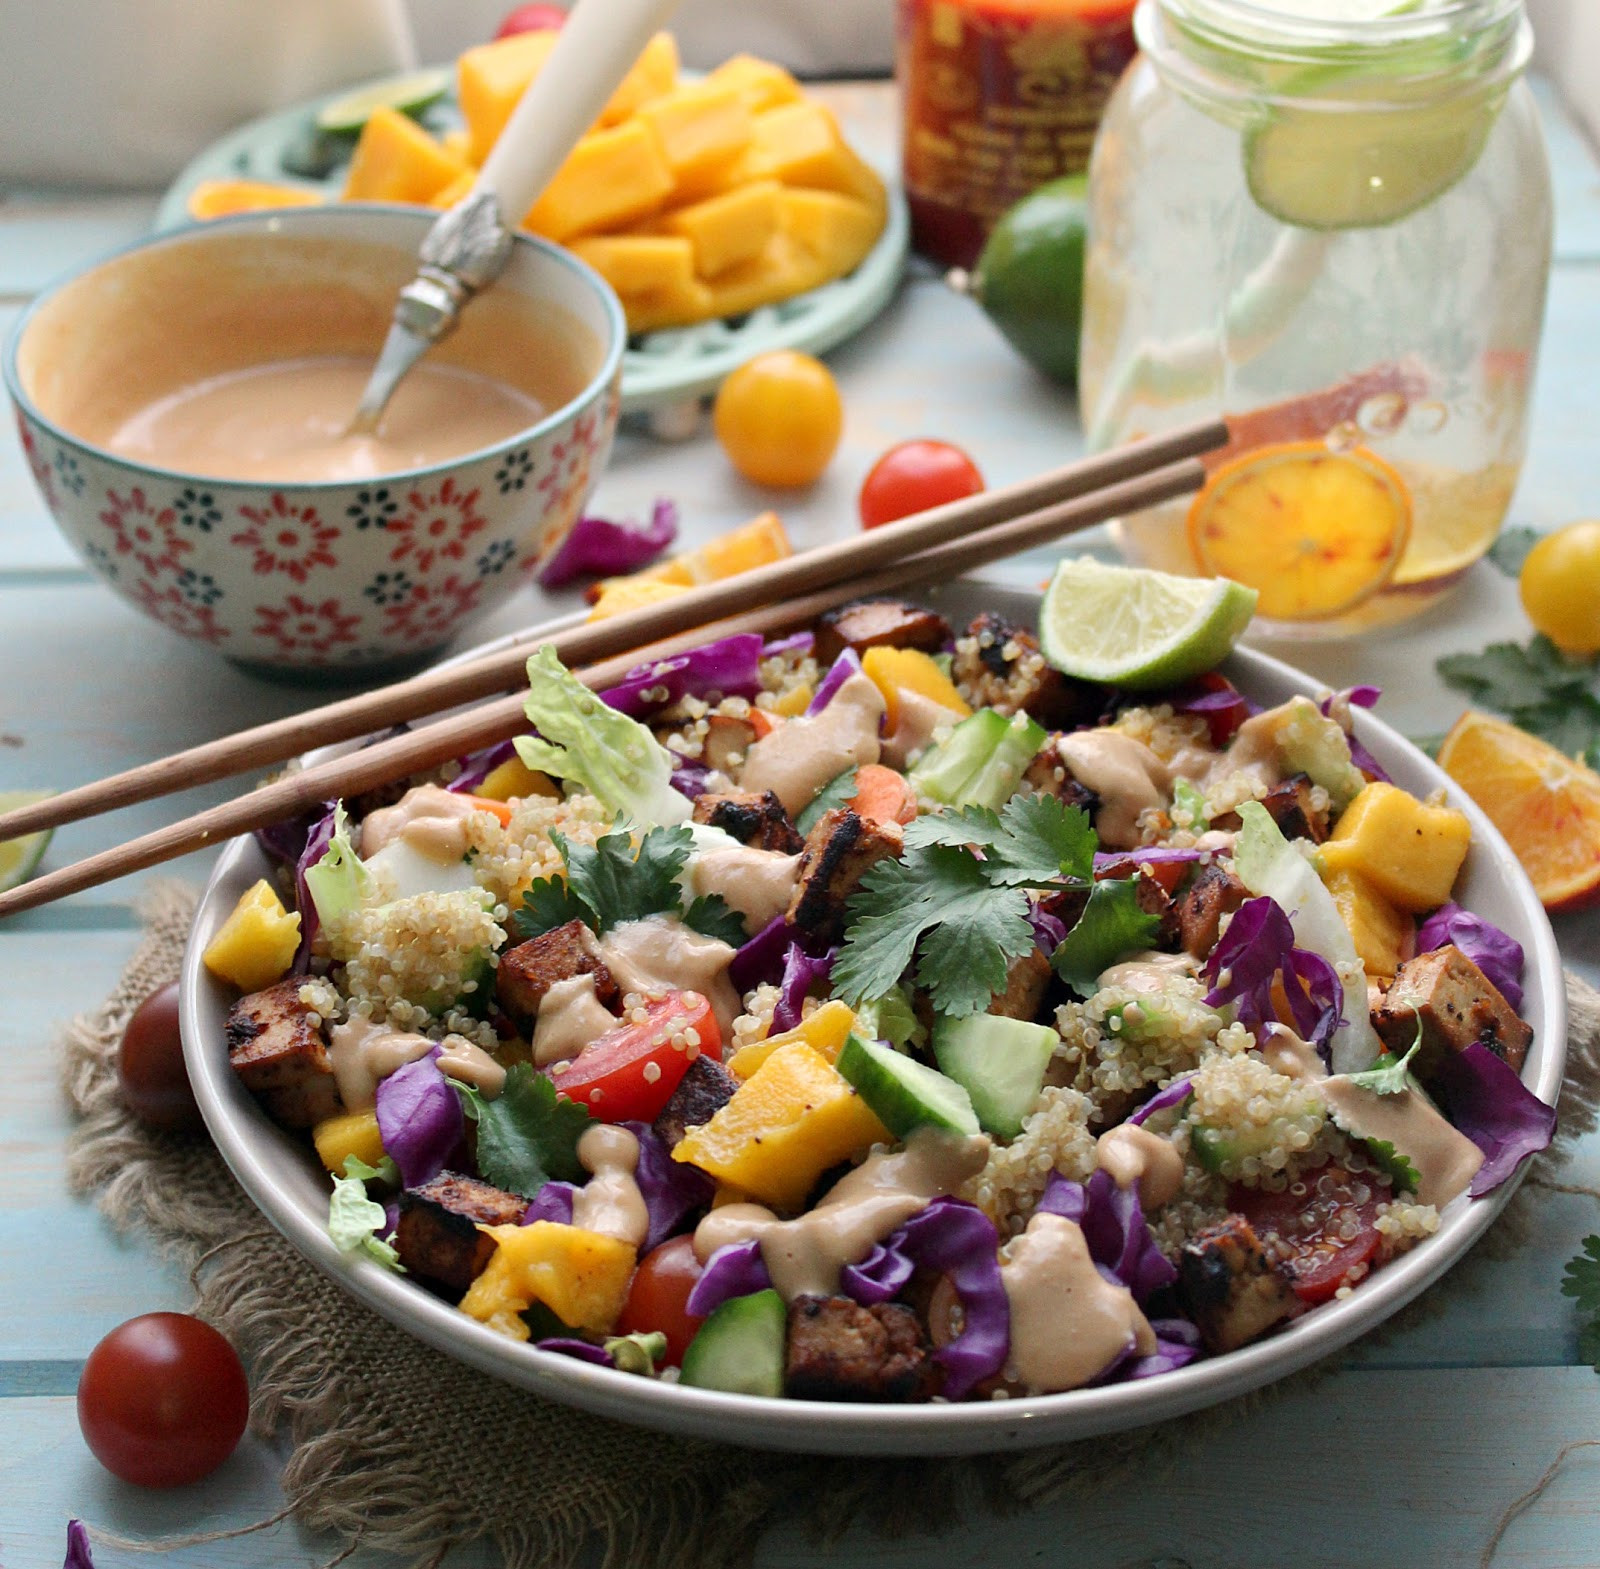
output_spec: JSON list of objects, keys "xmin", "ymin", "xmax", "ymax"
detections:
[
  {"xmin": 1038, "ymin": 557, "xmax": 1258, "ymax": 690},
  {"xmin": 0, "ymin": 790, "xmax": 54, "ymax": 894},
  {"xmin": 315, "ymin": 68, "xmax": 452, "ymax": 135}
]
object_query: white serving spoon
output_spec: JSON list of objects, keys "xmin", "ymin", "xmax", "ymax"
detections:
[{"xmin": 349, "ymin": 0, "xmax": 682, "ymax": 435}]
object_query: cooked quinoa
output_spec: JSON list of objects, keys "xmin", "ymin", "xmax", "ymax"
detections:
[
  {"xmin": 336, "ymin": 890, "xmax": 504, "ymax": 1028},
  {"xmin": 963, "ymin": 1086, "xmax": 1097, "ymax": 1235},
  {"xmin": 1181, "ymin": 1050, "xmax": 1330, "ymax": 1189}
]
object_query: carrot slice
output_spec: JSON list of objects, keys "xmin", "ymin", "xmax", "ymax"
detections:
[
  {"xmin": 1186, "ymin": 441, "xmax": 1412, "ymax": 621},
  {"xmin": 848, "ymin": 763, "xmax": 918, "ymax": 826},
  {"xmin": 453, "ymin": 793, "xmax": 517, "ymax": 826}
]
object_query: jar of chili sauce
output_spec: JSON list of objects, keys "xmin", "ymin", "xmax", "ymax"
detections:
[{"xmin": 898, "ymin": 0, "xmax": 1137, "ymax": 269}]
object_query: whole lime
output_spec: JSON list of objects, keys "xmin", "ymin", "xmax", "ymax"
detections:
[{"xmin": 964, "ymin": 175, "xmax": 1089, "ymax": 387}]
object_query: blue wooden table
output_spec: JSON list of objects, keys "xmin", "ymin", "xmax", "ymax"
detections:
[{"xmin": 4, "ymin": 80, "xmax": 1600, "ymax": 1569}]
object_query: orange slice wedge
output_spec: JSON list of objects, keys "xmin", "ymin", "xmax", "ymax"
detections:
[
  {"xmin": 186, "ymin": 179, "xmax": 325, "ymax": 221},
  {"xmin": 585, "ymin": 510, "xmax": 792, "ymax": 603},
  {"xmin": 1436, "ymin": 710, "xmax": 1600, "ymax": 911},
  {"xmin": 1186, "ymin": 441, "xmax": 1412, "ymax": 622}
]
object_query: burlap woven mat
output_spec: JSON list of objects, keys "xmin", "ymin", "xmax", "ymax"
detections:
[{"xmin": 59, "ymin": 882, "xmax": 1600, "ymax": 1569}]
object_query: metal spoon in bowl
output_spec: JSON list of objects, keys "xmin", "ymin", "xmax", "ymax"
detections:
[{"xmin": 348, "ymin": 0, "xmax": 682, "ymax": 437}]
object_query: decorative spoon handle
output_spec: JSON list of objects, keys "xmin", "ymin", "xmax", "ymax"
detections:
[{"xmin": 350, "ymin": 0, "xmax": 683, "ymax": 435}]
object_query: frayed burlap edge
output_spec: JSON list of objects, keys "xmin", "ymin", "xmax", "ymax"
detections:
[{"xmin": 59, "ymin": 883, "xmax": 1600, "ymax": 1568}]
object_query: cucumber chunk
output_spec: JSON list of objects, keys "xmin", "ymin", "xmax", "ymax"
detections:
[
  {"xmin": 932, "ymin": 1014, "xmax": 1058, "ymax": 1140},
  {"xmin": 836, "ymin": 1033, "xmax": 980, "ymax": 1138},
  {"xmin": 908, "ymin": 708, "xmax": 1046, "ymax": 810},
  {"xmin": 678, "ymin": 1288, "xmax": 786, "ymax": 1396}
]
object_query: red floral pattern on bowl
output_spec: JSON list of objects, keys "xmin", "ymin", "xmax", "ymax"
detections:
[{"xmin": 5, "ymin": 208, "xmax": 626, "ymax": 675}]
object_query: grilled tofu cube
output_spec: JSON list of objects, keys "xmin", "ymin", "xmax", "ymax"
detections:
[
  {"xmin": 1179, "ymin": 1214, "xmax": 1299, "ymax": 1353},
  {"xmin": 394, "ymin": 1170, "xmax": 530, "ymax": 1297},
  {"xmin": 1374, "ymin": 944, "xmax": 1533, "ymax": 1076},
  {"xmin": 496, "ymin": 919, "xmax": 617, "ymax": 1034},
  {"xmin": 784, "ymin": 1294, "xmax": 935, "ymax": 1402},
  {"xmin": 651, "ymin": 1054, "xmax": 740, "ymax": 1149},
  {"xmin": 787, "ymin": 807, "xmax": 903, "ymax": 944},
  {"xmin": 814, "ymin": 598, "xmax": 950, "ymax": 665},
  {"xmin": 951, "ymin": 613, "xmax": 1101, "ymax": 729},
  {"xmin": 1260, "ymin": 772, "xmax": 1330, "ymax": 844},
  {"xmin": 225, "ymin": 978, "xmax": 340, "ymax": 1128},
  {"xmin": 1172, "ymin": 863, "xmax": 1250, "ymax": 960},
  {"xmin": 692, "ymin": 788, "xmax": 805, "ymax": 853},
  {"xmin": 989, "ymin": 947, "xmax": 1052, "ymax": 1021}
]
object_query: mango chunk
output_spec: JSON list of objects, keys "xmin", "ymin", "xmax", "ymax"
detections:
[
  {"xmin": 524, "ymin": 120, "xmax": 675, "ymax": 242},
  {"xmin": 703, "ymin": 54, "xmax": 805, "ymax": 114},
  {"xmin": 780, "ymin": 187, "xmax": 883, "ymax": 275},
  {"xmin": 458, "ymin": 1222, "xmax": 636, "ymax": 1338},
  {"xmin": 594, "ymin": 31, "xmax": 680, "ymax": 127},
  {"xmin": 699, "ymin": 232, "xmax": 825, "ymax": 320},
  {"xmin": 672, "ymin": 1041, "xmax": 889, "ymax": 1211},
  {"xmin": 862, "ymin": 647, "xmax": 972, "ymax": 733},
  {"xmin": 729, "ymin": 103, "xmax": 886, "ymax": 211},
  {"xmin": 1322, "ymin": 867, "xmax": 1410, "ymax": 981},
  {"xmin": 457, "ymin": 30, "xmax": 561, "ymax": 165},
  {"xmin": 475, "ymin": 756, "xmax": 560, "ymax": 803},
  {"xmin": 728, "ymin": 999, "xmax": 857, "ymax": 1080},
  {"xmin": 343, "ymin": 107, "xmax": 469, "ymax": 205},
  {"xmin": 1322, "ymin": 782, "xmax": 1472, "ymax": 914},
  {"xmin": 570, "ymin": 233, "xmax": 699, "ymax": 297},
  {"xmin": 427, "ymin": 169, "xmax": 477, "ymax": 210},
  {"xmin": 313, "ymin": 1110, "xmax": 386, "ymax": 1174},
  {"xmin": 637, "ymin": 80, "xmax": 752, "ymax": 181},
  {"xmin": 203, "ymin": 879, "xmax": 301, "ymax": 991},
  {"xmin": 661, "ymin": 180, "xmax": 782, "ymax": 277}
]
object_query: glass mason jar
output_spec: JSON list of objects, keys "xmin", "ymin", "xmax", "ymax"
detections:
[{"xmin": 1079, "ymin": 0, "xmax": 1552, "ymax": 635}]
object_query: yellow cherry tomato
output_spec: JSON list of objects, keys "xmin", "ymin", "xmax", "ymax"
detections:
[
  {"xmin": 1519, "ymin": 521, "xmax": 1600, "ymax": 655},
  {"xmin": 713, "ymin": 351, "xmax": 843, "ymax": 489}
]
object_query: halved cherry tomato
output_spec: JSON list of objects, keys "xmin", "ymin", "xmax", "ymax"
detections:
[
  {"xmin": 615, "ymin": 1235, "xmax": 705, "ymax": 1366},
  {"xmin": 1230, "ymin": 1165, "xmax": 1388, "ymax": 1305},
  {"xmin": 553, "ymin": 990, "xmax": 721, "ymax": 1122},
  {"xmin": 494, "ymin": 3, "xmax": 566, "ymax": 38},
  {"xmin": 77, "ymin": 1313, "xmax": 249, "ymax": 1487},
  {"xmin": 858, "ymin": 440, "xmax": 984, "ymax": 529}
]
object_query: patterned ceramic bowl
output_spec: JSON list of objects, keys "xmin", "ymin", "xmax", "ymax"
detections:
[{"xmin": 4, "ymin": 206, "xmax": 624, "ymax": 676}]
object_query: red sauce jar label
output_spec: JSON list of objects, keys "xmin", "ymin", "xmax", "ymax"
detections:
[{"xmin": 898, "ymin": 0, "xmax": 1137, "ymax": 268}]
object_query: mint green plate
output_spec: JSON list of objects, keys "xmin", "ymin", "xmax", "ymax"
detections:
[{"xmin": 156, "ymin": 78, "xmax": 909, "ymax": 417}]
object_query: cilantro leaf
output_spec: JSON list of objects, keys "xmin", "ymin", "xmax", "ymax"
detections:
[
  {"xmin": 509, "ymin": 874, "xmax": 594, "ymax": 941},
  {"xmin": 797, "ymin": 768, "xmax": 858, "ymax": 836},
  {"xmin": 904, "ymin": 794, "xmax": 1095, "ymax": 885},
  {"xmin": 1360, "ymin": 1137, "xmax": 1421, "ymax": 1194},
  {"xmin": 1562, "ymin": 1236, "xmax": 1600, "ymax": 1372},
  {"xmin": 1345, "ymin": 1039, "xmax": 1421, "ymax": 1096},
  {"xmin": 561, "ymin": 825, "xmax": 692, "ymax": 934},
  {"xmin": 461, "ymin": 1063, "xmax": 591, "ymax": 1195},
  {"xmin": 1437, "ymin": 637, "xmax": 1591, "ymax": 712},
  {"xmin": 1051, "ymin": 878, "xmax": 1164, "ymax": 996},
  {"xmin": 683, "ymin": 893, "xmax": 749, "ymax": 946},
  {"xmin": 1513, "ymin": 692, "xmax": 1600, "ymax": 757},
  {"xmin": 1487, "ymin": 525, "xmax": 1541, "ymax": 577}
]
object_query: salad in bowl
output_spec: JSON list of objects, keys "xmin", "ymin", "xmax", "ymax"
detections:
[{"xmin": 186, "ymin": 574, "xmax": 1562, "ymax": 1451}]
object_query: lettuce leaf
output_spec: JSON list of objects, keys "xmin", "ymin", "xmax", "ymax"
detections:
[
  {"xmin": 1234, "ymin": 802, "xmax": 1380, "ymax": 1074},
  {"xmin": 328, "ymin": 1160, "xmax": 402, "ymax": 1270},
  {"xmin": 1275, "ymin": 695, "xmax": 1366, "ymax": 812},
  {"xmin": 517, "ymin": 644, "xmax": 691, "ymax": 828},
  {"xmin": 303, "ymin": 801, "xmax": 372, "ymax": 932}
]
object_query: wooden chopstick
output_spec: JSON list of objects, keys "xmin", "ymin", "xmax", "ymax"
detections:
[
  {"xmin": 0, "ymin": 454, "xmax": 1207, "ymax": 918},
  {"xmin": 0, "ymin": 417, "xmax": 1227, "ymax": 847}
]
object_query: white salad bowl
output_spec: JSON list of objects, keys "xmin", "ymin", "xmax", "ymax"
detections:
[{"xmin": 178, "ymin": 579, "xmax": 1567, "ymax": 1455}]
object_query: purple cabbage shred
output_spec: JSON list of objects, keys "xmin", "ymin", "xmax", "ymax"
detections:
[
  {"xmin": 1128, "ymin": 1075, "xmax": 1195, "ymax": 1127},
  {"xmin": 374, "ymin": 1051, "xmax": 464, "ymax": 1190},
  {"xmin": 1125, "ymin": 1318, "xmax": 1204, "ymax": 1380},
  {"xmin": 522, "ymin": 1182, "xmax": 578, "ymax": 1225},
  {"xmin": 537, "ymin": 499, "xmax": 678, "ymax": 589},
  {"xmin": 1416, "ymin": 903, "xmax": 1526, "ymax": 1012},
  {"xmin": 761, "ymin": 630, "xmax": 814, "ymax": 661},
  {"xmin": 1431, "ymin": 1042, "xmax": 1556, "ymax": 1196},
  {"xmin": 807, "ymin": 648, "xmax": 863, "ymax": 715},
  {"xmin": 729, "ymin": 915, "xmax": 791, "ymax": 992},
  {"xmin": 446, "ymin": 738, "xmax": 521, "ymax": 795},
  {"xmin": 535, "ymin": 1337, "xmax": 615, "ymax": 1366},
  {"xmin": 1037, "ymin": 1170, "xmax": 1177, "ymax": 1305},
  {"xmin": 1203, "ymin": 896, "xmax": 1343, "ymax": 1058},
  {"xmin": 771, "ymin": 942, "xmax": 837, "ymax": 1033},
  {"xmin": 838, "ymin": 1198, "xmax": 1009, "ymax": 1401},
  {"xmin": 64, "ymin": 1520, "xmax": 96, "ymax": 1569},
  {"xmin": 288, "ymin": 800, "xmax": 339, "ymax": 974},
  {"xmin": 622, "ymin": 1121, "xmax": 715, "ymax": 1252},
  {"xmin": 685, "ymin": 1240, "xmax": 773, "ymax": 1317},
  {"xmin": 599, "ymin": 632, "xmax": 765, "ymax": 720}
]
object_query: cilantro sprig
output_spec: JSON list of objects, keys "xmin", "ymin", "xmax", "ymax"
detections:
[
  {"xmin": 1437, "ymin": 635, "xmax": 1600, "ymax": 763},
  {"xmin": 509, "ymin": 824, "xmax": 746, "ymax": 947},
  {"xmin": 1562, "ymin": 1235, "xmax": 1600, "ymax": 1372},
  {"xmin": 458, "ymin": 1063, "xmax": 591, "ymax": 1197},
  {"xmin": 834, "ymin": 794, "xmax": 1155, "ymax": 1017}
]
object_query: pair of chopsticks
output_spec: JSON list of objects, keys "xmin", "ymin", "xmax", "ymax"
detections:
[{"xmin": 0, "ymin": 416, "xmax": 1229, "ymax": 918}]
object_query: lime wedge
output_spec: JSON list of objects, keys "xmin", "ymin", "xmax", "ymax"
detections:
[
  {"xmin": 1038, "ymin": 557, "xmax": 1258, "ymax": 689},
  {"xmin": 0, "ymin": 790, "xmax": 54, "ymax": 894},
  {"xmin": 315, "ymin": 68, "xmax": 452, "ymax": 135}
]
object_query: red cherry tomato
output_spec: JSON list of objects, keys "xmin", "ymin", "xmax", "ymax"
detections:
[
  {"xmin": 615, "ymin": 1235, "xmax": 705, "ymax": 1366},
  {"xmin": 494, "ymin": 3, "xmax": 566, "ymax": 38},
  {"xmin": 77, "ymin": 1313, "xmax": 250, "ymax": 1487},
  {"xmin": 117, "ymin": 982, "xmax": 203, "ymax": 1133},
  {"xmin": 1230, "ymin": 1166, "xmax": 1387, "ymax": 1305},
  {"xmin": 858, "ymin": 440, "xmax": 985, "ymax": 529},
  {"xmin": 553, "ymin": 991, "xmax": 722, "ymax": 1122}
]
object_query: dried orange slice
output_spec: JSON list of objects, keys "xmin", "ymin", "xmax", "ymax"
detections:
[
  {"xmin": 186, "ymin": 179, "xmax": 325, "ymax": 221},
  {"xmin": 1437, "ymin": 710, "xmax": 1600, "ymax": 911},
  {"xmin": 1186, "ymin": 441, "xmax": 1412, "ymax": 621}
]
